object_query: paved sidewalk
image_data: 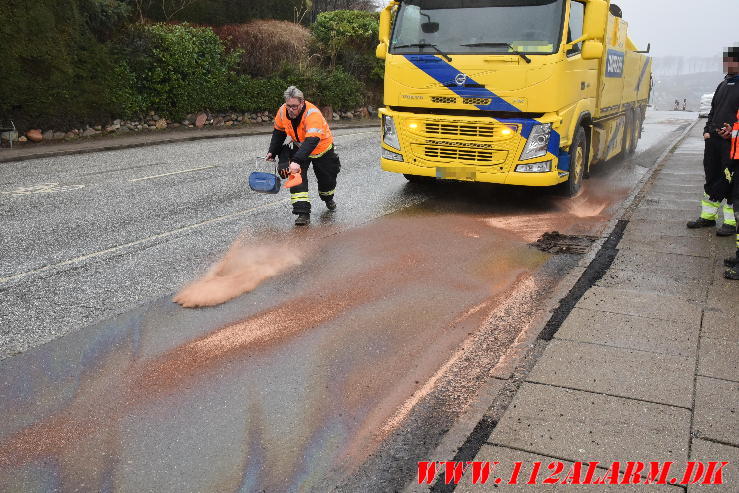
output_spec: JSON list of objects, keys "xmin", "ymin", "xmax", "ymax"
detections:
[
  {"xmin": 0, "ymin": 119, "xmax": 378, "ymax": 164},
  {"xmin": 460, "ymin": 123, "xmax": 738, "ymax": 490}
]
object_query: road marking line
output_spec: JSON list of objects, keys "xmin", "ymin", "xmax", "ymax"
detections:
[
  {"xmin": 0, "ymin": 199, "xmax": 290, "ymax": 285},
  {"xmin": 128, "ymin": 165, "xmax": 217, "ymax": 182}
]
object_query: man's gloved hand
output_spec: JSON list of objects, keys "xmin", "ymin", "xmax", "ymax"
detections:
[
  {"xmin": 289, "ymin": 162, "xmax": 301, "ymax": 174},
  {"xmin": 277, "ymin": 161, "xmax": 291, "ymax": 179}
]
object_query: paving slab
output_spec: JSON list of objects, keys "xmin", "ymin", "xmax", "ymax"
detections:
[
  {"xmin": 458, "ymin": 445, "xmax": 679, "ymax": 492},
  {"xmin": 576, "ymin": 287, "xmax": 703, "ymax": 325},
  {"xmin": 698, "ymin": 338, "xmax": 739, "ymax": 382},
  {"xmin": 555, "ymin": 307, "xmax": 698, "ymax": 358},
  {"xmin": 595, "ymin": 266, "xmax": 709, "ymax": 302},
  {"xmin": 526, "ymin": 340, "xmax": 694, "ymax": 408},
  {"xmin": 489, "ymin": 383, "xmax": 691, "ymax": 464},
  {"xmin": 630, "ymin": 208, "xmax": 697, "ymax": 224},
  {"xmin": 688, "ymin": 439, "xmax": 739, "ymax": 493},
  {"xmin": 693, "ymin": 377, "xmax": 739, "ymax": 446},
  {"xmin": 616, "ymin": 233, "xmax": 717, "ymax": 258},
  {"xmin": 608, "ymin": 248, "xmax": 714, "ymax": 282},
  {"xmin": 701, "ymin": 310, "xmax": 738, "ymax": 341},
  {"xmin": 623, "ymin": 220, "xmax": 711, "ymax": 239}
]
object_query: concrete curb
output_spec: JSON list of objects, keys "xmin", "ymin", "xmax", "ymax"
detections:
[
  {"xmin": 0, "ymin": 121, "xmax": 379, "ymax": 164},
  {"xmin": 403, "ymin": 117, "xmax": 701, "ymax": 493}
]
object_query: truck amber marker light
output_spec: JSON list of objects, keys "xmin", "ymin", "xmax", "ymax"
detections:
[{"xmin": 417, "ymin": 461, "xmax": 729, "ymax": 486}]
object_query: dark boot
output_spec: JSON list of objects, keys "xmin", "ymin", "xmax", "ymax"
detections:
[
  {"xmin": 724, "ymin": 251, "xmax": 739, "ymax": 267},
  {"xmin": 294, "ymin": 213, "xmax": 310, "ymax": 226},
  {"xmin": 724, "ymin": 267, "xmax": 739, "ymax": 280},
  {"xmin": 325, "ymin": 199, "xmax": 336, "ymax": 211},
  {"xmin": 686, "ymin": 217, "xmax": 716, "ymax": 229},
  {"xmin": 716, "ymin": 223, "xmax": 737, "ymax": 236}
]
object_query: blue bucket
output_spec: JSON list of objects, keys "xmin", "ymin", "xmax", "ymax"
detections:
[{"xmin": 248, "ymin": 171, "xmax": 281, "ymax": 194}]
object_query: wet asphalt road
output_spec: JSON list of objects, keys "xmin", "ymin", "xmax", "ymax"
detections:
[{"xmin": 0, "ymin": 112, "xmax": 697, "ymax": 492}]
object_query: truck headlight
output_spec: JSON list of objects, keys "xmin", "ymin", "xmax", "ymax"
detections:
[
  {"xmin": 515, "ymin": 161, "xmax": 552, "ymax": 173},
  {"xmin": 383, "ymin": 115, "xmax": 401, "ymax": 150},
  {"xmin": 520, "ymin": 123, "xmax": 552, "ymax": 161}
]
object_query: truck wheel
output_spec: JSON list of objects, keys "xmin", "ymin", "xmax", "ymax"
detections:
[
  {"xmin": 562, "ymin": 127, "xmax": 587, "ymax": 197},
  {"xmin": 626, "ymin": 109, "xmax": 638, "ymax": 155},
  {"xmin": 403, "ymin": 173, "xmax": 434, "ymax": 184}
]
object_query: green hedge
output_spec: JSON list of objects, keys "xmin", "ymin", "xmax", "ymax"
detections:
[{"xmin": 0, "ymin": 0, "xmax": 126, "ymax": 130}]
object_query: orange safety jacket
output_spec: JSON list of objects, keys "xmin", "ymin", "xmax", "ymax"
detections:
[
  {"xmin": 274, "ymin": 101, "xmax": 333, "ymax": 158},
  {"xmin": 732, "ymin": 109, "xmax": 739, "ymax": 160}
]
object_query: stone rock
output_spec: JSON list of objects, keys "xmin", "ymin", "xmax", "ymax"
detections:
[
  {"xmin": 53, "ymin": 131, "xmax": 66, "ymax": 140},
  {"xmin": 82, "ymin": 128, "xmax": 97, "ymax": 137},
  {"xmin": 171, "ymin": 123, "xmax": 181, "ymax": 128},
  {"xmin": 152, "ymin": 115, "xmax": 160, "ymax": 121},
  {"xmin": 94, "ymin": 125, "xmax": 102, "ymax": 131},
  {"xmin": 148, "ymin": 110, "xmax": 155, "ymax": 116},
  {"xmin": 195, "ymin": 113, "xmax": 207, "ymax": 128},
  {"xmin": 26, "ymin": 129, "xmax": 43, "ymax": 142},
  {"xmin": 155, "ymin": 119, "xmax": 167, "ymax": 130},
  {"xmin": 118, "ymin": 126, "xmax": 130, "ymax": 133},
  {"xmin": 333, "ymin": 112, "xmax": 340, "ymax": 121},
  {"xmin": 18, "ymin": 135, "xmax": 27, "ymax": 143},
  {"xmin": 42, "ymin": 130, "xmax": 54, "ymax": 140},
  {"xmin": 65, "ymin": 131, "xmax": 76, "ymax": 140},
  {"xmin": 1, "ymin": 131, "xmax": 18, "ymax": 142},
  {"xmin": 212, "ymin": 116, "xmax": 225, "ymax": 126},
  {"xmin": 358, "ymin": 107, "xmax": 370, "ymax": 119},
  {"xmin": 181, "ymin": 120, "xmax": 191, "ymax": 126},
  {"xmin": 225, "ymin": 121, "xmax": 233, "ymax": 126},
  {"xmin": 113, "ymin": 119, "xmax": 121, "ymax": 125}
]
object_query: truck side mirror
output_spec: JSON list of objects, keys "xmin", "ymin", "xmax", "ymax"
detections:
[
  {"xmin": 376, "ymin": 42, "xmax": 388, "ymax": 60},
  {"xmin": 583, "ymin": 0, "xmax": 608, "ymax": 40},
  {"xmin": 581, "ymin": 40, "xmax": 604, "ymax": 60}
]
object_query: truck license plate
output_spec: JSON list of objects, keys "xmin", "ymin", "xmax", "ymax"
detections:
[{"xmin": 436, "ymin": 167, "xmax": 476, "ymax": 181}]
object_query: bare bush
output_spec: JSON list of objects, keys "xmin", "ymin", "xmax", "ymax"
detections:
[{"xmin": 214, "ymin": 20, "xmax": 311, "ymax": 76}]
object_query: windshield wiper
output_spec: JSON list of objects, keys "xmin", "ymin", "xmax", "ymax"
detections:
[
  {"xmin": 393, "ymin": 43, "xmax": 452, "ymax": 62},
  {"xmin": 460, "ymin": 42, "xmax": 531, "ymax": 64}
]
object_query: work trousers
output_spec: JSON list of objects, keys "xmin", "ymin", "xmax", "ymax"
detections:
[
  {"xmin": 700, "ymin": 136, "xmax": 735, "ymax": 224},
  {"xmin": 278, "ymin": 144, "xmax": 341, "ymax": 215}
]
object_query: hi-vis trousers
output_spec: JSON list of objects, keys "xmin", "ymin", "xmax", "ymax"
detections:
[
  {"xmin": 700, "ymin": 136, "xmax": 735, "ymax": 225},
  {"xmin": 278, "ymin": 144, "xmax": 341, "ymax": 215}
]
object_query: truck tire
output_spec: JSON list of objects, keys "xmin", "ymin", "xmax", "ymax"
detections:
[
  {"xmin": 561, "ymin": 127, "xmax": 587, "ymax": 197},
  {"xmin": 626, "ymin": 109, "xmax": 638, "ymax": 155}
]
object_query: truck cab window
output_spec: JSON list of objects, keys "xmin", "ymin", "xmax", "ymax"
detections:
[{"xmin": 567, "ymin": 1, "xmax": 584, "ymax": 56}]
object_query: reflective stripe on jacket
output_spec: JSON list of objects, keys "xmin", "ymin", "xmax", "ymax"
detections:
[
  {"xmin": 274, "ymin": 102, "xmax": 333, "ymax": 158},
  {"xmin": 732, "ymin": 110, "xmax": 739, "ymax": 160}
]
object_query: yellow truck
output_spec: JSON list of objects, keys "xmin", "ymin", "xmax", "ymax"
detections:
[{"xmin": 376, "ymin": 0, "xmax": 652, "ymax": 196}]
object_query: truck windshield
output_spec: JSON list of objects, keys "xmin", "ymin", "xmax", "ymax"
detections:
[{"xmin": 390, "ymin": 0, "xmax": 565, "ymax": 56}]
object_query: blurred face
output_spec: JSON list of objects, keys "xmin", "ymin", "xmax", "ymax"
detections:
[
  {"xmin": 285, "ymin": 98, "xmax": 305, "ymax": 119},
  {"xmin": 723, "ymin": 56, "xmax": 739, "ymax": 75}
]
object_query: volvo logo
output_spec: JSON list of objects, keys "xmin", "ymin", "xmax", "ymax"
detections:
[{"xmin": 454, "ymin": 73, "xmax": 468, "ymax": 86}]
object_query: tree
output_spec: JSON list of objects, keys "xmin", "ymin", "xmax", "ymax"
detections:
[
  {"xmin": 310, "ymin": 0, "xmax": 379, "ymax": 22},
  {"xmin": 131, "ymin": 0, "xmax": 202, "ymax": 22}
]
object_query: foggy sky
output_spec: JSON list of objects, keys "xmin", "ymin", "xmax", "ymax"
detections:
[{"xmin": 614, "ymin": 0, "xmax": 739, "ymax": 59}]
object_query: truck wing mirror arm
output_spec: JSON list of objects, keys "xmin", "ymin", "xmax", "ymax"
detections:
[{"xmin": 635, "ymin": 43, "xmax": 651, "ymax": 54}]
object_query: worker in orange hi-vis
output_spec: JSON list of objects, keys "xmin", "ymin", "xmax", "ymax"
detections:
[
  {"xmin": 724, "ymin": 108, "xmax": 739, "ymax": 279},
  {"xmin": 265, "ymin": 86, "xmax": 341, "ymax": 226}
]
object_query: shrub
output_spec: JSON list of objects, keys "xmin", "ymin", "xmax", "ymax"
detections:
[
  {"xmin": 110, "ymin": 23, "xmax": 240, "ymax": 119},
  {"xmin": 214, "ymin": 21, "xmax": 311, "ymax": 77},
  {"xmin": 311, "ymin": 9, "xmax": 383, "ymax": 100},
  {"xmin": 0, "ymin": 0, "xmax": 120, "ymax": 130}
]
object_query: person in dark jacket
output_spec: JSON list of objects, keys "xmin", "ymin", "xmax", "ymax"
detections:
[
  {"xmin": 265, "ymin": 86, "xmax": 340, "ymax": 226},
  {"xmin": 687, "ymin": 47, "xmax": 739, "ymax": 236}
]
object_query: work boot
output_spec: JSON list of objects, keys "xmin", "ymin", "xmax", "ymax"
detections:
[
  {"xmin": 294, "ymin": 213, "xmax": 310, "ymax": 226},
  {"xmin": 325, "ymin": 199, "xmax": 337, "ymax": 211},
  {"xmin": 724, "ymin": 267, "xmax": 739, "ymax": 280},
  {"xmin": 724, "ymin": 252, "xmax": 739, "ymax": 268},
  {"xmin": 716, "ymin": 223, "xmax": 737, "ymax": 236},
  {"xmin": 686, "ymin": 217, "xmax": 716, "ymax": 229}
]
